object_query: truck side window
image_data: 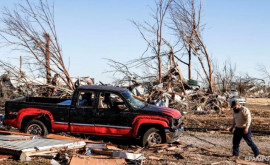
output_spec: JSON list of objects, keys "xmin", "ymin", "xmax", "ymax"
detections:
[
  {"xmin": 99, "ymin": 92, "xmax": 112, "ymax": 109},
  {"xmin": 98, "ymin": 92, "xmax": 127, "ymax": 111},
  {"xmin": 77, "ymin": 91, "xmax": 95, "ymax": 107}
]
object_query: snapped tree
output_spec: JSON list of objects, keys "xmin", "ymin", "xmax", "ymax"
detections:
[
  {"xmin": 0, "ymin": 0, "xmax": 74, "ymax": 90},
  {"xmin": 170, "ymin": 0, "xmax": 214, "ymax": 93}
]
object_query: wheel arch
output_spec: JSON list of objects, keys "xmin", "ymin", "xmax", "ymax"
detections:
[
  {"xmin": 136, "ymin": 123, "xmax": 165, "ymax": 140},
  {"xmin": 132, "ymin": 116, "xmax": 169, "ymax": 138},
  {"xmin": 20, "ymin": 114, "xmax": 52, "ymax": 133}
]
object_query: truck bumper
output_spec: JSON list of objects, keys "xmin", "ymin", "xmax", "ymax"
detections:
[{"xmin": 165, "ymin": 123, "xmax": 184, "ymax": 143}]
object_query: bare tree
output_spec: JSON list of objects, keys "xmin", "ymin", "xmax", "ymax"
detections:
[
  {"xmin": 132, "ymin": 0, "xmax": 173, "ymax": 83},
  {"xmin": 234, "ymin": 74, "xmax": 266, "ymax": 96},
  {"xmin": 170, "ymin": 0, "xmax": 214, "ymax": 93},
  {"xmin": 107, "ymin": 0, "xmax": 188, "ymax": 95},
  {"xmin": 257, "ymin": 64, "xmax": 270, "ymax": 80},
  {"xmin": 0, "ymin": 0, "xmax": 74, "ymax": 89},
  {"xmin": 0, "ymin": 60, "xmax": 27, "ymax": 83},
  {"xmin": 106, "ymin": 59, "xmax": 141, "ymax": 85},
  {"xmin": 214, "ymin": 59, "xmax": 236, "ymax": 93},
  {"xmin": 161, "ymin": 37, "xmax": 186, "ymax": 94}
]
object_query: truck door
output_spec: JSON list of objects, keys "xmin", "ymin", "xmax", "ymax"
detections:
[
  {"xmin": 70, "ymin": 90, "xmax": 97, "ymax": 134},
  {"xmin": 94, "ymin": 92, "xmax": 136, "ymax": 136}
]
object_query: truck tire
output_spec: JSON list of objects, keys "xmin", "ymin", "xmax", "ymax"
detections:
[
  {"xmin": 24, "ymin": 120, "xmax": 48, "ymax": 136},
  {"xmin": 142, "ymin": 128, "xmax": 163, "ymax": 147}
]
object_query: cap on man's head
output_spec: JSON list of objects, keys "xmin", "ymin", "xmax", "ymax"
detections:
[{"xmin": 231, "ymin": 100, "xmax": 240, "ymax": 108}]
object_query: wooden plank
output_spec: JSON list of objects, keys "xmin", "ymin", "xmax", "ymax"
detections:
[
  {"xmin": 148, "ymin": 155, "xmax": 161, "ymax": 160},
  {"xmin": 148, "ymin": 155, "xmax": 178, "ymax": 162},
  {"xmin": 0, "ymin": 147, "xmax": 22, "ymax": 156},
  {"xmin": 0, "ymin": 154, "xmax": 12, "ymax": 161},
  {"xmin": 0, "ymin": 135, "xmax": 31, "ymax": 141},
  {"xmin": 70, "ymin": 155, "xmax": 126, "ymax": 165},
  {"xmin": 106, "ymin": 145, "xmax": 122, "ymax": 151},
  {"xmin": 133, "ymin": 148, "xmax": 143, "ymax": 154},
  {"xmin": 0, "ymin": 130, "xmax": 35, "ymax": 137},
  {"xmin": 150, "ymin": 144, "xmax": 169, "ymax": 148},
  {"xmin": 22, "ymin": 141, "xmax": 86, "ymax": 156},
  {"xmin": 86, "ymin": 143, "xmax": 106, "ymax": 149},
  {"xmin": 46, "ymin": 134, "xmax": 101, "ymax": 143},
  {"xmin": 166, "ymin": 146, "xmax": 177, "ymax": 151},
  {"xmin": 236, "ymin": 159, "xmax": 266, "ymax": 165},
  {"xmin": 91, "ymin": 149, "xmax": 113, "ymax": 156},
  {"xmin": 29, "ymin": 153, "xmax": 57, "ymax": 159}
]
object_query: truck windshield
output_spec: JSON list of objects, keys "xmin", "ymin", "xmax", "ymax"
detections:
[{"xmin": 122, "ymin": 91, "xmax": 145, "ymax": 109}]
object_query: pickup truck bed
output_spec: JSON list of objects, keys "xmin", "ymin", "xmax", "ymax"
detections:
[{"xmin": 5, "ymin": 97, "xmax": 71, "ymax": 132}]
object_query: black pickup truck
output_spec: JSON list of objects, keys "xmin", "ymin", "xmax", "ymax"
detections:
[{"xmin": 4, "ymin": 85, "xmax": 184, "ymax": 146}]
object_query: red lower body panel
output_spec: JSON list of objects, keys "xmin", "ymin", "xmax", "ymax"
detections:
[
  {"xmin": 52, "ymin": 123, "xmax": 69, "ymax": 132},
  {"xmin": 95, "ymin": 126, "xmax": 132, "ymax": 137},
  {"xmin": 70, "ymin": 125, "xmax": 95, "ymax": 134}
]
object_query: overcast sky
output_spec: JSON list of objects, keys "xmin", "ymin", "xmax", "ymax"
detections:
[{"xmin": 1, "ymin": 0, "xmax": 270, "ymax": 84}]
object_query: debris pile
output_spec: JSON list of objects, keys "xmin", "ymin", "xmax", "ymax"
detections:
[
  {"xmin": 0, "ymin": 75, "xmax": 95, "ymax": 101},
  {"xmin": 1, "ymin": 72, "xmax": 269, "ymax": 116},
  {"xmin": 0, "ymin": 130, "xmax": 145, "ymax": 165},
  {"xmin": 129, "ymin": 80, "xmax": 230, "ymax": 114},
  {"xmin": 0, "ymin": 130, "xmax": 235, "ymax": 165}
]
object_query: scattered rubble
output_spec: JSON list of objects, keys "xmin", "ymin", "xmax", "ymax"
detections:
[
  {"xmin": 128, "ymin": 80, "xmax": 231, "ymax": 115},
  {"xmin": 0, "ymin": 130, "xmax": 145, "ymax": 165},
  {"xmin": 1, "ymin": 72, "xmax": 270, "ymax": 117}
]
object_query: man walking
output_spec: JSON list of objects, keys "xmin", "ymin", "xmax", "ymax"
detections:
[{"xmin": 229, "ymin": 100, "xmax": 259, "ymax": 158}]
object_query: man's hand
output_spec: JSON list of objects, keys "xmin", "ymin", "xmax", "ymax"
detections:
[
  {"xmin": 243, "ymin": 127, "xmax": 249, "ymax": 134},
  {"xmin": 228, "ymin": 127, "xmax": 234, "ymax": 133}
]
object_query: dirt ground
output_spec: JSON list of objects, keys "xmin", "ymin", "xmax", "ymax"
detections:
[
  {"xmin": 143, "ymin": 98, "xmax": 270, "ymax": 164},
  {"xmin": 141, "ymin": 131, "xmax": 270, "ymax": 165},
  {"xmin": 0, "ymin": 98, "xmax": 269, "ymax": 164},
  {"xmin": 184, "ymin": 98, "xmax": 270, "ymax": 133}
]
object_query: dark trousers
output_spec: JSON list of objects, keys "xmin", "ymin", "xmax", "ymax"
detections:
[{"xmin": 233, "ymin": 127, "xmax": 259, "ymax": 156}]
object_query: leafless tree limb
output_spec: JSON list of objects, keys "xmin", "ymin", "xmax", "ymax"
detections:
[
  {"xmin": 170, "ymin": 0, "xmax": 214, "ymax": 93},
  {"xmin": 0, "ymin": 0, "xmax": 74, "ymax": 90}
]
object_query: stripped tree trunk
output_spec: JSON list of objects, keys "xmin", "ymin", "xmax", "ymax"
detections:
[
  {"xmin": 20, "ymin": 56, "xmax": 22, "ymax": 76},
  {"xmin": 170, "ymin": 51, "xmax": 186, "ymax": 95},
  {"xmin": 188, "ymin": 46, "xmax": 192, "ymax": 80},
  {"xmin": 44, "ymin": 33, "xmax": 52, "ymax": 84},
  {"xmin": 157, "ymin": 40, "xmax": 162, "ymax": 83}
]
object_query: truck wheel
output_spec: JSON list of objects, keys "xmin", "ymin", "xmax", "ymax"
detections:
[
  {"xmin": 24, "ymin": 120, "xmax": 48, "ymax": 136},
  {"xmin": 142, "ymin": 128, "xmax": 163, "ymax": 147}
]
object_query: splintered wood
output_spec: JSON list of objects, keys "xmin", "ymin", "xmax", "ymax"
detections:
[{"xmin": 70, "ymin": 155, "xmax": 126, "ymax": 165}]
